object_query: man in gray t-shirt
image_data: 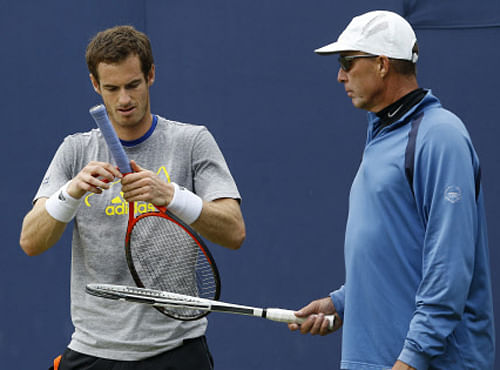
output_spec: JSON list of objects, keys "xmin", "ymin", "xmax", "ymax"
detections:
[{"xmin": 20, "ymin": 25, "xmax": 245, "ymax": 370}]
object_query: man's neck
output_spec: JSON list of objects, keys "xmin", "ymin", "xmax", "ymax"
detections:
[
  {"xmin": 113, "ymin": 113, "xmax": 154, "ymax": 141},
  {"xmin": 370, "ymin": 75, "xmax": 419, "ymax": 113}
]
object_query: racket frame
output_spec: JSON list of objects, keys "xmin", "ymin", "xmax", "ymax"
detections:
[{"xmin": 86, "ymin": 283, "xmax": 335, "ymax": 329}]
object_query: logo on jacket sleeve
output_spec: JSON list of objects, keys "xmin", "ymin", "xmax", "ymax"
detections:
[{"xmin": 444, "ymin": 185, "xmax": 462, "ymax": 203}]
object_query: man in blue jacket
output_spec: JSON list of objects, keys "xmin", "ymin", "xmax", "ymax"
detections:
[{"xmin": 289, "ymin": 10, "xmax": 495, "ymax": 370}]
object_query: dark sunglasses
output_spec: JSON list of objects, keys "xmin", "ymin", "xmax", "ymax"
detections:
[{"xmin": 338, "ymin": 54, "xmax": 378, "ymax": 71}]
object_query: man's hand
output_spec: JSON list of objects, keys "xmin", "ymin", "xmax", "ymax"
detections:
[
  {"xmin": 288, "ymin": 297, "xmax": 342, "ymax": 336},
  {"xmin": 120, "ymin": 160, "xmax": 175, "ymax": 206},
  {"xmin": 67, "ymin": 161, "xmax": 122, "ymax": 199},
  {"xmin": 392, "ymin": 360, "xmax": 416, "ymax": 369}
]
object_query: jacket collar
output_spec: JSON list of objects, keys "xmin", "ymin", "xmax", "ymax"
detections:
[{"xmin": 366, "ymin": 90, "xmax": 441, "ymax": 137}]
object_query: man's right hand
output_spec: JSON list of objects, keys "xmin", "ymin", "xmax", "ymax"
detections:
[
  {"xmin": 288, "ymin": 297, "xmax": 342, "ymax": 336},
  {"xmin": 67, "ymin": 161, "xmax": 123, "ymax": 199}
]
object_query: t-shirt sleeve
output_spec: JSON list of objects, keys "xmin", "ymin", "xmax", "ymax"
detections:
[
  {"xmin": 34, "ymin": 135, "xmax": 78, "ymax": 202},
  {"xmin": 191, "ymin": 127, "xmax": 241, "ymax": 203}
]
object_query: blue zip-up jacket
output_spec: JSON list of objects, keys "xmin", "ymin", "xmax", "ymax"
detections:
[{"xmin": 331, "ymin": 91, "xmax": 495, "ymax": 369}]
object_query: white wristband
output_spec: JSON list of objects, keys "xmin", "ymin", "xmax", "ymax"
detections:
[
  {"xmin": 168, "ymin": 182, "xmax": 203, "ymax": 225},
  {"xmin": 45, "ymin": 181, "xmax": 82, "ymax": 223}
]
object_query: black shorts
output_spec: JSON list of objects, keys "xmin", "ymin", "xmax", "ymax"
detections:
[{"xmin": 53, "ymin": 336, "xmax": 214, "ymax": 370}]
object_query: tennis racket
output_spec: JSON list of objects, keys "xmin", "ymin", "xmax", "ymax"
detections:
[
  {"xmin": 89, "ymin": 104, "xmax": 220, "ymax": 321},
  {"xmin": 86, "ymin": 283, "xmax": 335, "ymax": 329}
]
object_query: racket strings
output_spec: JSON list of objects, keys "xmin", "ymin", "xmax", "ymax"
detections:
[{"xmin": 128, "ymin": 214, "xmax": 218, "ymax": 319}]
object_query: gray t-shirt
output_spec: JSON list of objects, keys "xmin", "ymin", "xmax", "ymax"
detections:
[{"xmin": 35, "ymin": 116, "xmax": 241, "ymax": 360}]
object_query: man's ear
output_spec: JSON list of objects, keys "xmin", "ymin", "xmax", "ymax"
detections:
[
  {"xmin": 90, "ymin": 73, "xmax": 101, "ymax": 95},
  {"xmin": 378, "ymin": 55, "xmax": 390, "ymax": 79},
  {"xmin": 147, "ymin": 64, "xmax": 156, "ymax": 87}
]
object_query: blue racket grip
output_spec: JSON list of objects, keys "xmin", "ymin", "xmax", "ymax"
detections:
[{"xmin": 89, "ymin": 104, "xmax": 132, "ymax": 174}]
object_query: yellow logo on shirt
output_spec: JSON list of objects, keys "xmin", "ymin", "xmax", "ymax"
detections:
[{"xmin": 103, "ymin": 193, "xmax": 157, "ymax": 216}]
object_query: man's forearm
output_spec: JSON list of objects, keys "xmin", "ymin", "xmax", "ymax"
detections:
[
  {"xmin": 191, "ymin": 198, "xmax": 245, "ymax": 250},
  {"xmin": 20, "ymin": 198, "xmax": 68, "ymax": 256}
]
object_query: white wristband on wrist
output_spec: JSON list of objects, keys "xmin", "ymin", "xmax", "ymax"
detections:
[
  {"xmin": 168, "ymin": 182, "xmax": 203, "ymax": 225},
  {"xmin": 45, "ymin": 181, "xmax": 82, "ymax": 223}
]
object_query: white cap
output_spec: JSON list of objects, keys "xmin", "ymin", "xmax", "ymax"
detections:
[{"xmin": 315, "ymin": 10, "xmax": 418, "ymax": 63}]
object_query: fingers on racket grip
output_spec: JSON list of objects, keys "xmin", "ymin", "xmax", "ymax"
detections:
[{"xmin": 266, "ymin": 309, "xmax": 334, "ymax": 330}]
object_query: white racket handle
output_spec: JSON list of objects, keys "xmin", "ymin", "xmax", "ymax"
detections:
[{"xmin": 265, "ymin": 308, "xmax": 335, "ymax": 330}]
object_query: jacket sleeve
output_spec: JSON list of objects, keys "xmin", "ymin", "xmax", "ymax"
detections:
[
  {"xmin": 330, "ymin": 285, "xmax": 345, "ymax": 320},
  {"xmin": 398, "ymin": 116, "xmax": 479, "ymax": 369}
]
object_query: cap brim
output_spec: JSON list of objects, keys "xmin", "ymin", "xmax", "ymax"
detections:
[{"xmin": 314, "ymin": 41, "xmax": 358, "ymax": 55}]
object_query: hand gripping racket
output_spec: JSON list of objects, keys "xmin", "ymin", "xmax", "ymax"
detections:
[
  {"xmin": 86, "ymin": 283, "xmax": 335, "ymax": 329},
  {"xmin": 89, "ymin": 104, "xmax": 220, "ymax": 321}
]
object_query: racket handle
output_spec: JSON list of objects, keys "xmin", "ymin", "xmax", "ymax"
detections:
[
  {"xmin": 89, "ymin": 104, "xmax": 132, "ymax": 174},
  {"xmin": 265, "ymin": 308, "xmax": 334, "ymax": 330}
]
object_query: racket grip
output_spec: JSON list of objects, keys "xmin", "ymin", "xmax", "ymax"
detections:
[
  {"xmin": 265, "ymin": 308, "xmax": 334, "ymax": 330},
  {"xmin": 89, "ymin": 104, "xmax": 132, "ymax": 174}
]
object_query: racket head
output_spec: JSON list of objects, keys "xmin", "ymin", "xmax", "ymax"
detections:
[
  {"xmin": 85, "ymin": 284, "xmax": 211, "ymax": 310},
  {"xmin": 125, "ymin": 206, "xmax": 221, "ymax": 320}
]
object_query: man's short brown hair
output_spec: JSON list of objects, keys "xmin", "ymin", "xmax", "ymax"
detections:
[{"xmin": 86, "ymin": 25, "xmax": 154, "ymax": 83}]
